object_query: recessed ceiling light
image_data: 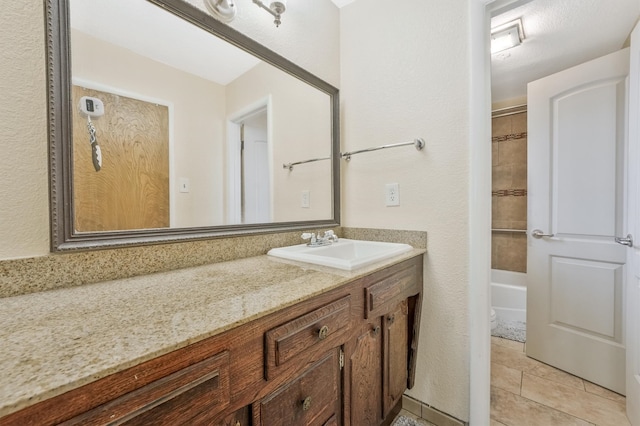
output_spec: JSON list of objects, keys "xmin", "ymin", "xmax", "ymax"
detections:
[{"xmin": 491, "ymin": 19, "xmax": 524, "ymax": 54}]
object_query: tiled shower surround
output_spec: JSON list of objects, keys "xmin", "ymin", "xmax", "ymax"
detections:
[{"xmin": 492, "ymin": 110, "xmax": 527, "ymax": 273}]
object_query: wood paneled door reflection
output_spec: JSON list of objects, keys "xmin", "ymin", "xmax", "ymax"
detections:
[{"xmin": 72, "ymin": 86, "xmax": 170, "ymax": 232}]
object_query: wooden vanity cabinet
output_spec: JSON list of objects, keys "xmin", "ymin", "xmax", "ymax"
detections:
[
  {"xmin": 348, "ymin": 317, "xmax": 383, "ymax": 425},
  {"xmin": 0, "ymin": 255, "xmax": 422, "ymax": 426},
  {"xmin": 383, "ymin": 300, "xmax": 409, "ymax": 418},
  {"xmin": 255, "ymin": 347, "xmax": 342, "ymax": 426},
  {"xmin": 348, "ymin": 257, "xmax": 422, "ymax": 426}
]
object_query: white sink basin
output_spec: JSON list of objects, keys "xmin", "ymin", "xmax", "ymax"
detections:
[{"xmin": 267, "ymin": 239, "xmax": 413, "ymax": 270}]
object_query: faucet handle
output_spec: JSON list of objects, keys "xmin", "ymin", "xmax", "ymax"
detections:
[
  {"xmin": 323, "ymin": 230, "xmax": 338, "ymax": 242},
  {"xmin": 301, "ymin": 232, "xmax": 315, "ymax": 241}
]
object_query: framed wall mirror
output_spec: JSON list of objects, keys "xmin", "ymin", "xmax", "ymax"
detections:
[{"xmin": 47, "ymin": 0, "xmax": 340, "ymax": 251}]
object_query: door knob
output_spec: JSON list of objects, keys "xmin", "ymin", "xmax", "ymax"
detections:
[
  {"xmin": 615, "ymin": 234, "xmax": 633, "ymax": 247},
  {"xmin": 531, "ymin": 229, "xmax": 554, "ymax": 239}
]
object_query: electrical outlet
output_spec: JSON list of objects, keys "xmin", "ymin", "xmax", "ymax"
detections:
[
  {"xmin": 301, "ymin": 190, "xmax": 310, "ymax": 208},
  {"xmin": 385, "ymin": 183, "xmax": 400, "ymax": 206}
]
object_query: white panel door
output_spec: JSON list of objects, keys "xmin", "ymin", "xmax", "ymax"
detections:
[
  {"xmin": 527, "ymin": 48, "xmax": 629, "ymax": 394},
  {"xmin": 626, "ymin": 20, "xmax": 640, "ymax": 424}
]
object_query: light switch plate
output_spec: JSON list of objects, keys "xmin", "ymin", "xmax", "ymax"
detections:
[{"xmin": 179, "ymin": 178, "xmax": 190, "ymax": 193}]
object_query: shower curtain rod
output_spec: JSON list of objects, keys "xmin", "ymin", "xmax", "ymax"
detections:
[{"xmin": 340, "ymin": 138, "xmax": 425, "ymax": 161}]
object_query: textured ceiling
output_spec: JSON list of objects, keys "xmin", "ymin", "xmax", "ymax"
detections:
[{"xmin": 490, "ymin": 0, "xmax": 640, "ymax": 103}]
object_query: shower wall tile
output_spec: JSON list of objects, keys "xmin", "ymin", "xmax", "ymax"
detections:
[
  {"xmin": 492, "ymin": 232, "xmax": 527, "ymax": 273},
  {"xmin": 491, "ymin": 233, "xmax": 510, "ymax": 269},
  {"xmin": 492, "ymin": 200, "xmax": 527, "ymax": 227},
  {"xmin": 512, "ymin": 221, "xmax": 527, "ymax": 231},
  {"xmin": 499, "ymin": 138, "xmax": 527, "ymax": 166},
  {"xmin": 512, "ymin": 165, "xmax": 527, "ymax": 189},
  {"xmin": 492, "ymin": 111, "xmax": 528, "ymax": 273},
  {"xmin": 492, "ymin": 165, "xmax": 512, "ymax": 191},
  {"xmin": 492, "ymin": 116, "xmax": 511, "ymax": 137},
  {"xmin": 507, "ymin": 234, "xmax": 527, "ymax": 272},
  {"xmin": 511, "ymin": 113, "xmax": 527, "ymax": 133},
  {"xmin": 495, "ymin": 196, "xmax": 527, "ymax": 224}
]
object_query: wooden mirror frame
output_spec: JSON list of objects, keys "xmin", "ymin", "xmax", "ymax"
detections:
[{"xmin": 46, "ymin": 0, "xmax": 340, "ymax": 252}]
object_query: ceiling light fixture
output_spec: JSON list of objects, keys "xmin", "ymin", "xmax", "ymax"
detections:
[
  {"xmin": 253, "ymin": 0, "xmax": 287, "ymax": 27},
  {"xmin": 204, "ymin": 0, "xmax": 237, "ymax": 23},
  {"xmin": 491, "ymin": 19, "xmax": 524, "ymax": 54}
]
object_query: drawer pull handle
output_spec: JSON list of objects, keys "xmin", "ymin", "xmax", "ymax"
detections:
[
  {"xmin": 372, "ymin": 326, "xmax": 380, "ymax": 336},
  {"xmin": 387, "ymin": 314, "xmax": 395, "ymax": 324},
  {"xmin": 318, "ymin": 325, "xmax": 329, "ymax": 340},
  {"xmin": 302, "ymin": 396, "xmax": 312, "ymax": 411}
]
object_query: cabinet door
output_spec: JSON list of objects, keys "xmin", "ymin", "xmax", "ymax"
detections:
[
  {"xmin": 383, "ymin": 300, "xmax": 409, "ymax": 417},
  {"xmin": 349, "ymin": 318, "xmax": 382, "ymax": 426},
  {"xmin": 259, "ymin": 348, "xmax": 342, "ymax": 426}
]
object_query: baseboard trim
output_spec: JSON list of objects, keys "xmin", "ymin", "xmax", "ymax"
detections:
[{"xmin": 402, "ymin": 395, "xmax": 467, "ymax": 426}]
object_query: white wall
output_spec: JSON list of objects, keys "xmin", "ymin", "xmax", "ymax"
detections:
[
  {"xmin": 0, "ymin": 1, "xmax": 50, "ymax": 259},
  {"xmin": 340, "ymin": 0, "xmax": 472, "ymax": 420}
]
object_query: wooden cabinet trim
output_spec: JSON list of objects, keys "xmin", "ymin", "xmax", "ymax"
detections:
[
  {"xmin": 364, "ymin": 257, "xmax": 421, "ymax": 319},
  {"xmin": 62, "ymin": 351, "xmax": 230, "ymax": 425}
]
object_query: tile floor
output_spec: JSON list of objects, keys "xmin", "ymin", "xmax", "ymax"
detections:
[{"xmin": 491, "ymin": 336, "xmax": 629, "ymax": 426}]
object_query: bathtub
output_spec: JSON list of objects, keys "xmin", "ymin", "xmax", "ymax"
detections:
[{"xmin": 491, "ymin": 269, "xmax": 527, "ymax": 323}]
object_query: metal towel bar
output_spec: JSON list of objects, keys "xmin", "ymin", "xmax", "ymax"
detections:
[
  {"xmin": 340, "ymin": 138, "xmax": 425, "ymax": 161},
  {"xmin": 283, "ymin": 156, "xmax": 330, "ymax": 171}
]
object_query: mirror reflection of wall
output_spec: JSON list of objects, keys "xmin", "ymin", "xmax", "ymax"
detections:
[{"xmin": 68, "ymin": 0, "xmax": 333, "ymax": 232}]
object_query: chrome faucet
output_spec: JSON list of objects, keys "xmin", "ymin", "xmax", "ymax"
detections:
[{"xmin": 301, "ymin": 230, "xmax": 338, "ymax": 247}]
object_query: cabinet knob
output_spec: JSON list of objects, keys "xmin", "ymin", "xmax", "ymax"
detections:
[
  {"xmin": 387, "ymin": 314, "xmax": 395, "ymax": 324},
  {"xmin": 372, "ymin": 326, "xmax": 380, "ymax": 336},
  {"xmin": 318, "ymin": 325, "xmax": 329, "ymax": 340},
  {"xmin": 302, "ymin": 396, "xmax": 312, "ymax": 411}
]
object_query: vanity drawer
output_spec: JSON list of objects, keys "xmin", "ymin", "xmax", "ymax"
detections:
[
  {"xmin": 364, "ymin": 258, "xmax": 420, "ymax": 319},
  {"xmin": 62, "ymin": 351, "xmax": 230, "ymax": 425},
  {"xmin": 265, "ymin": 296, "xmax": 350, "ymax": 379},
  {"xmin": 258, "ymin": 348, "xmax": 341, "ymax": 426}
]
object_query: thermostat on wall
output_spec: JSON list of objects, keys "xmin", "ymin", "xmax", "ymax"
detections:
[{"xmin": 79, "ymin": 96, "xmax": 105, "ymax": 118}]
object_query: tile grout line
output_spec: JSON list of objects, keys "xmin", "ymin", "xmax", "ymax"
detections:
[
  {"xmin": 491, "ymin": 338, "xmax": 626, "ymax": 426},
  {"xmin": 505, "ymin": 386, "xmax": 598, "ymax": 426},
  {"xmin": 518, "ymin": 370, "xmax": 523, "ymax": 396}
]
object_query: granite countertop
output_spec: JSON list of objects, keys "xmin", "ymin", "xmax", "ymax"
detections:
[{"xmin": 0, "ymin": 249, "xmax": 424, "ymax": 418}]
